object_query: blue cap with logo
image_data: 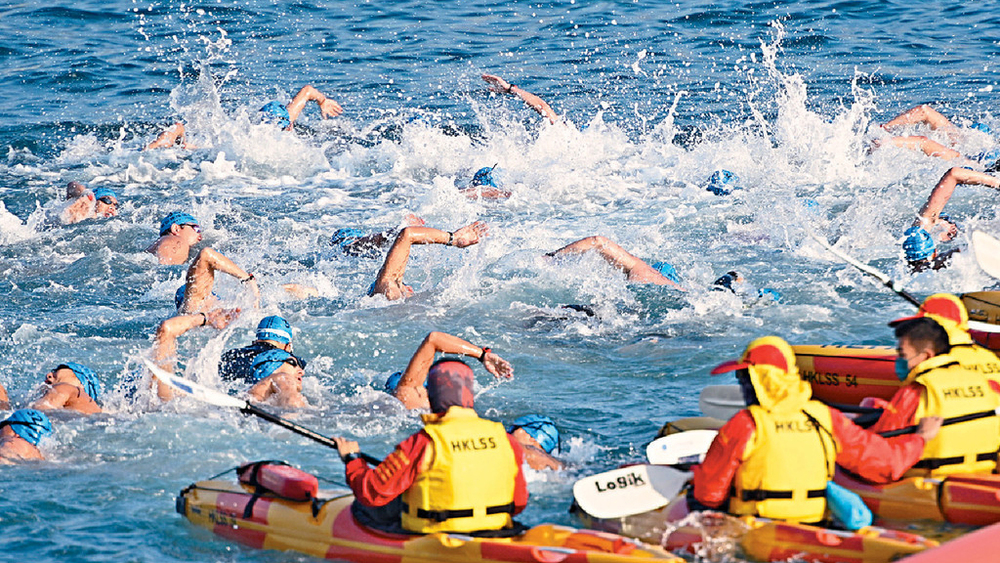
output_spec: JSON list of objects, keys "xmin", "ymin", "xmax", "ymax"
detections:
[
  {"xmin": 260, "ymin": 101, "xmax": 291, "ymax": 129},
  {"xmin": 251, "ymin": 349, "xmax": 298, "ymax": 383},
  {"xmin": 159, "ymin": 212, "xmax": 199, "ymax": 236},
  {"xmin": 706, "ymin": 169, "xmax": 742, "ymax": 196},
  {"xmin": 651, "ymin": 261, "xmax": 681, "ymax": 284},
  {"xmin": 903, "ymin": 226, "xmax": 935, "ymax": 261},
  {"xmin": 2, "ymin": 409, "xmax": 53, "ymax": 446},
  {"xmin": 92, "ymin": 187, "xmax": 118, "ymax": 201},
  {"xmin": 471, "ymin": 165, "xmax": 499, "ymax": 188},
  {"xmin": 331, "ymin": 227, "xmax": 365, "ymax": 249},
  {"xmin": 256, "ymin": 315, "xmax": 292, "ymax": 345},
  {"xmin": 58, "ymin": 362, "xmax": 100, "ymax": 400},
  {"xmin": 507, "ymin": 414, "xmax": 560, "ymax": 454}
]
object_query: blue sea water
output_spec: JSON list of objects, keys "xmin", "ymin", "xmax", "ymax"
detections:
[{"xmin": 1, "ymin": 1, "xmax": 999, "ymax": 561}]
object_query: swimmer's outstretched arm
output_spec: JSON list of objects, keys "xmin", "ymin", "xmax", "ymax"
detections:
[
  {"xmin": 151, "ymin": 310, "xmax": 238, "ymax": 401},
  {"xmin": 182, "ymin": 248, "xmax": 260, "ymax": 312},
  {"xmin": 286, "ymin": 85, "xmax": 343, "ymax": 129},
  {"xmin": 547, "ymin": 235, "xmax": 683, "ymax": 289},
  {"xmin": 883, "ymin": 104, "xmax": 958, "ymax": 132},
  {"xmin": 394, "ymin": 331, "xmax": 512, "ymax": 410},
  {"xmin": 370, "ymin": 222, "xmax": 488, "ymax": 300},
  {"xmin": 916, "ymin": 167, "xmax": 1000, "ymax": 235},
  {"xmin": 873, "ymin": 136, "xmax": 967, "ymax": 161},
  {"xmin": 145, "ymin": 122, "xmax": 196, "ymax": 150},
  {"xmin": 482, "ymin": 74, "xmax": 558, "ymax": 125}
]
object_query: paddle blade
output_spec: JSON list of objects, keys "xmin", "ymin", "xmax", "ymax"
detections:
[
  {"xmin": 572, "ymin": 464, "xmax": 690, "ymax": 519},
  {"xmin": 973, "ymin": 231, "xmax": 1000, "ymax": 279},
  {"xmin": 699, "ymin": 384, "xmax": 744, "ymax": 420},
  {"xmin": 141, "ymin": 358, "xmax": 246, "ymax": 409},
  {"xmin": 646, "ymin": 430, "xmax": 718, "ymax": 465}
]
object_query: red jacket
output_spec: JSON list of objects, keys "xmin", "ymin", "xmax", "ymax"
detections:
[
  {"xmin": 346, "ymin": 430, "xmax": 529, "ymax": 512},
  {"xmin": 693, "ymin": 407, "xmax": 925, "ymax": 508}
]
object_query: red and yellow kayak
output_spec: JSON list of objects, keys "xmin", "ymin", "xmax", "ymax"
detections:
[
  {"xmin": 574, "ymin": 495, "xmax": 936, "ymax": 563},
  {"xmin": 835, "ymin": 469, "xmax": 1000, "ymax": 526},
  {"xmin": 177, "ymin": 463, "xmax": 683, "ymax": 563}
]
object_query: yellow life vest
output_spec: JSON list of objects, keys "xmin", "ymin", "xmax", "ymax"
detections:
[
  {"xmin": 731, "ymin": 402, "xmax": 836, "ymax": 523},
  {"xmin": 401, "ymin": 407, "xmax": 518, "ymax": 533},
  {"xmin": 948, "ymin": 343, "xmax": 1000, "ymax": 393},
  {"xmin": 907, "ymin": 356, "xmax": 1000, "ymax": 477}
]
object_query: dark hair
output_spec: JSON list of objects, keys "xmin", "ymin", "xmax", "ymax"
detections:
[
  {"xmin": 429, "ymin": 357, "xmax": 471, "ymax": 371},
  {"xmin": 894, "ymin": 317, "xmax": 950, "ymax": 356}
]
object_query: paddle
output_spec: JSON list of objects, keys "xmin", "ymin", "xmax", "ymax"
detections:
[
  {"xmin": 646, "ymin": 430, "xmax": 718, "ymax": 465},
  {"xmin": 571, "ymin": 464, "xmax": 692, "ymax": 519},
  {"xmin": 808, "ymin": 232, "xmax": 920, "ymax": 306},
  {"xmin": 142, "ymin": 359, "xmax": 382, "ymax": 466},
  {"xmin": 972, "ymin": 231, "xmax": 1000, "ymax": 279}
]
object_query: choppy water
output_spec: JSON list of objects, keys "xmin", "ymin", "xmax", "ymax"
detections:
[{"xmin": 1, "ymin": 1, "xmax": 999, "ymax": 561}]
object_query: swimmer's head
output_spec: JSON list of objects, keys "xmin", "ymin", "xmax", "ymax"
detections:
[
  {"xmin": 66, "ymin": 181, "xmax": 87, "ymax": 199},
  {"xmin": 259, "ymin": 101, "xmax": 291, "ymax": 129},
  {"xmin": 706, "ymin": 170, "xmax": 741, "ymax": 196},
  {"xmin": 971, "ymin": 122, "xmax": 993, "ymax": 136},
  {"xmin": 507, "ymin": 414, "xmax": 560, "ymax": 454},
  {"xmin": 331, "ymin": 227, "xmax": 365, "ymax": 249},
  {"xmin": 650, "ymin": 261, "xmax": 681, "ymax": 284},
  {"xmin": 92, "ymin": 187, "xmax": 117, "ymax": 202},
  {"xmin": 1, "ymin": 409, "xmax": 54, "ymax": 446},
  {"xmin": 159, "ymin": 212, "xmax": 200, "ymax": 237},
  {"xmin": 382, "ymin": 370, "xmax": 430, "ymax": 394},
  {"xmin": 426, "ymin": 358, "xmax": 475, "ymax": 413},
  {"xmin": 712, "ymin": 271, "xmax": 742, "ymax": 293},
  {"xmin": 92, "ymin": 187, "xmax": 119, "ymax": 217},
  {"xmin": 903, "ymin": 226, "xmax": 935, "ymax": 262},
  {"xmin": 52, "ymin": 362, "xmax": 100, "ymax": 400},
  {"xmin": 256, "ymin": 315, "xmax": 292, "ymax": 345},
  {"xmin": 251, "ymin": 349, "xmax": 304, "ymax": 383},
  {"xmin": 471, "ymin": 165, "xmax": 499, "ymax": 188}
]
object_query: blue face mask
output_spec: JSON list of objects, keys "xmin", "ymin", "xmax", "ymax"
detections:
[{"xmin": 895, "ymin": 357, "xmax": 910, "ymax": 381}]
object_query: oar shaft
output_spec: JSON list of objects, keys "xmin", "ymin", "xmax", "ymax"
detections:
[
  {"xmin": 241, "ymin": 404, "xmax": 383, "ymax": 466},
  {"xmin": 878, "ymin": 407, "xmax": 1000, "ymax": 438}
]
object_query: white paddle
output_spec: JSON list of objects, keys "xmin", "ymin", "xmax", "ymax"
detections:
[
  {"xmin": 142, "ymin": 358, "xmax": 382, "ymax": 465},
  {"xmin": 646, "ymin": 430, "xmax": 718, "ymax": 465},
  {"xmin": 808, "ymin": 232, "xmax": 921, "ymax": 307},
  {"xmin": 972, "ymin": 231, "xmax": 1000, "ymax": 279},
  {"xmin": 572, "ymin": 464, "xmax": 691, "ymax": 519},
  {"xmin": 699, "ymin": 384, "xmax": 744, "ymax": 420}
]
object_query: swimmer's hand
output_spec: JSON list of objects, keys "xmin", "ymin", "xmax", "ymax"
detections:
[
  {"xmin": 320, "ymin": 98, "xmax": 343, "ymax": 119},
  {"xmin": 482, "ymin": 74, "xmax": 512, "ymax": 94},
  {"xmin": 483, "ymin": 351, "xmax": 513, "ymax": 380},
  {"xmin": 207, "ymin": 308, "xmax": 240, "ymax": 329},
  {"xmin": 404, "ymin": 213, "xmax": 426, "ymax": 227},
  {"xmin": 451, "ymin": 221, "xmax": 488, "ymax": 248}
]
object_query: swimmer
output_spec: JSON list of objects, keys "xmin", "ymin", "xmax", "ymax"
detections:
[
  {"xmin": 330, "ymin": 214, "xmax": 426, "ymax": 258},
  {"xmin": 146, "ymin": 85, "xmax": 343, "ymax": 149},
  {"xmin": 247, "ymin": 349, "xmax": 307, "ymax": 408},
  {"xmin": 913, "ymin": 167, "xmax": 1000, "ymax": 238},
  {"xmin": 146, "ymin": 212, "xmax": 204, "ymax": 265},
  {"xmin": 876, "ymin": 104, "xmax": 997, "ymax": 167},
  {"xmin": 481, "ymin": 74, "xmax": 558, "ymax": 125},
  {"xmin": 902, "ymin": 226, "xmax": 960, "ymax": 273},
  {"xmin": 460, "ymin": 165, "xmax": 512, "ymax": 200},
  {"xmin": 62, "ymin": 183, "xmax": 120, "ymax": 225},
  {"xmin": 0, "ymin": 409, "xmax": 53, "ymax": 464},
  {"xmin": 151, "ymin": 309, "xmax": 240, "ymax": 401},
  {"xmin": 386, "ymin": 331, "xmax": 512, "ymax": 410},
  {"xmin": 31, "ymin": 363, "xmax": 102, "ymax": 415},
  {"xmin": 545, "ymin": 236, "xmax": 684, "ymax": 289},
  {"xmin": 712, "ymin": 271, "xmax": 782, "ymax": 303},
  {"xmin": 219, "ymin": 315, "xmax": 305, "ymax": 384},
  {"xmin": 507, "ymin": 415, "xmax": 564, "ymax": 471},
  {"xmin": 369, "ymin": 221, "xmax": 488, "ymax": 301}
]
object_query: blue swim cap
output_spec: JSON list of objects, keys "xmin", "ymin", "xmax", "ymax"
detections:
[
  {"xmin": 977, "ymin": 147, "xmax": 1000, "ymax": 166},
  {"xmin": 757, "ymin": 288, "xmax": 783, "ymax": 303},
  {"xmin": 650, "ymin": 261, "xmax": 681, "ymax": 284},
  {"xmin": 92, "ymin": 187, "xmax": 118, "ymax": 201},
  {"xmin": 256, "ymin": 315, "xmax": 292, "ymax": 344},
  {"xmin": 903, "ymin": 226, "xmax": 935, "ymax": 262},
  {"xmin": 471, "ymin": 165, "xmax": 498, "ymax": 188},
  {"xmin": 2, "ymin": 409, "xmax": 53, "ymax": 446},
  {"xmin": 706, "ymin": 170, "xmax": 741, "ymax": 196},
  {"xmin": 384, "ymin": 370, "xmax": 428, "ymax": 393},
  {"xmin": 971, "ymin": 122, "xmax": 993, "ymax": 135},
  {"xmin": 57, "ymin": 362, "xmax": 100, "ymax": 400},
  {"xmin": 507, "ymin": 415, "xmax": 559, "ymax": 454},
  {"xmin": 260, "ymin": 101, "xmax": 291, "ymax": 129},
  {"xmin": 159, "ymin": 212, "xmax": 199, "ymax": 236},
  {"xmin": 251, "ymin": 349, "xmax": 299, "ymax": 383},
  {"xmin": 331, "ymin": 227, "xmax": 365, "ymax": 249}
]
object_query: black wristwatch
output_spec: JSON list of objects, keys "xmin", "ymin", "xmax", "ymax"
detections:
[{"xmin": 342, "ymin": 452, "xmax": 362, "ymax": 463}]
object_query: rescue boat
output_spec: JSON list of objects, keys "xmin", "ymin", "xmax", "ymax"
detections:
[
  {"xmin": 176, "ymin": 461, "xmax": 684, "ymax": 563},
  {"xmin": 573, "ymin": 494, "xmax": 936, "ymax": 563}
]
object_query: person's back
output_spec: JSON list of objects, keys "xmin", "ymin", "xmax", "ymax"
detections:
[
  {"xmin": 32, "ymin": 363, "xmax": 102, "ymax": 415},
  {"xmin": 219, "ymin": 315, "xmax": 297, "ymax": 384}
]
